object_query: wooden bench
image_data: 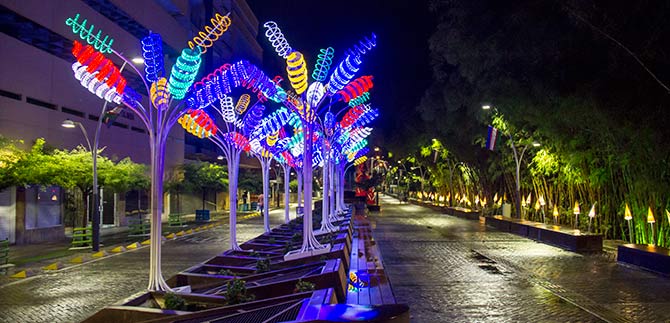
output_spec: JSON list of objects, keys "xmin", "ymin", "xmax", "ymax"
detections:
[
  {"xmin": 617, "ymin": 244, "xmax": 670, "ymax": 275},
  {"xmin": 0, "ymin": 239, "xmax": 14, "ymax": 274},
  {"xmin": 347, "ymin": 219, "xmax": 397, "ymax": 305}
]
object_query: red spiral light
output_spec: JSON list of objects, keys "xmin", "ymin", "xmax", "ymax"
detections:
[
  {"xmin": 224, "ymin": 132, "xmax": 251, "ymax": 152},
  {"xmin": 337, "ymin": 75, "xmax": 373, "ymax": 103},
  {"xmin": 340, "ymin": 105, "xmax": 366, "ymax": 129},
  {"xmin": 72, "ymin": 40, "xmax": 127, "ymax": 95}
]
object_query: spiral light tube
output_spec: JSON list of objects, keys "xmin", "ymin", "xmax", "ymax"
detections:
[
  {"xmin": 340, "ymin": 105, "xmax": 366, "ymax": 129},
  {"xmin": 188, "ymin": 13, "xmax": 232, "ymax": 54},
  {"xmin": 72, "ymin": 62, "xmax": 122, "ymax": 104},
  {"xmin": 312, "ymin": 47, "xmax": 335, "ymax": 82},
  {"xmin": 348, "ymin": 127, "xmax": 373, "ymax": 143},
  {"xmin": 324, "ymin": 111, "xmax": 335, "ymax": 136},
  {"xmin": 178, "ymin": 109, "xmax": 218, "ymax": 138},
  {"xmin": 346, "ymin": 33, "xmax": 377, "ymax": 60},
  {"xmin": 218, "ymin": 94, "xmax": 236, "ymax": 123},
  {"xmin": 353, "ymin": 156, "xmax": 368, "ymax": 166},
  {"xmin": 186, "ymin": 60, "xmax": 283, "ymax": 110},
  {"xmin": 337, "ymin": 75, "xmax": 373, "ymax": 102},
  {"xmin": 168, "ymin": 47, "xmax": 202, "ymax": 100},
  {"xmin": 235, "ymin": 94, "xmax": 251, "ymax": 114},
  {"xmin": 150, "ymin": 77, "xmax": 170, "ymax": 109},
  {"xmin": 141, "ymin": 33, "xmax": 165, "ymax": 83},
  {"xmin": 254, "ymin": 107, "xmax": 290, "ymax": 139},
  {"xmin": 348, "ymin": 92, "xmax": 370, "ymax": 107},
  {"xmin": 327, "ymin": 55, "xmax": 359, "ymax": 94},
  {"xmin": 72, "ymin": 41, "xmax": 127, "ymax": 94},
  {"xmin": 286, "ymin": 51, "xmax": 308, "ymax": 94},
  {"xmin": 242, "ymin": 104, "xmax": 265, "ymax": 136},
  {"xmin": 266, "ymin": 131, "xmax": 279, "ymax": 146},
  {"xmin": 223, "ymin": 132, "xmax": 251, "ymax": 152},
  {"xmin": 351, "ymin": 106, "xmax": 379, "ymax": 128},
  {"xmin": 263, "ymin": 21, "xmax": 293, "ymax": 58},
  {"xmin": 65, "ymin": 14, "xmax": 114, "ymax": 54}
]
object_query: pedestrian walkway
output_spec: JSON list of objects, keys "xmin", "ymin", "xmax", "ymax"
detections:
[
  {"xmin": 0, "ymin": 207, "xmax": 277, "ymax": 284},
  {"xmin": 370, "ymin": 194, "xmax": 670, "ymax": 323},
  {"xmin": 0, "ymin": 206, "xmax": 291, "ymax": 323}
]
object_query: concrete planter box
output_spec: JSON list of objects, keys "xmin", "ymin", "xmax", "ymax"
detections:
[
  {"xmin": 485, "ymin": 216, "xmax": 603, "ymax": 252},
  {"xmin": 617, "ymin": 244, "xmax": 670, "ymax": 275}
]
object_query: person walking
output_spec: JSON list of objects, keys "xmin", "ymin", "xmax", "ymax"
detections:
[{"xmin": 257, "ymin": 193, "xmax": 264, "ymax": 211}]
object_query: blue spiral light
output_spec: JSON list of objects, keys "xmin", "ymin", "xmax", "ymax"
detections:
[
  {"xmin": 242, "ymin": 104, "xmax": 265, "ymax": 137},
  {"xmin": 141, "ymin": 33, "xmax": 165, "ymax": 83}
]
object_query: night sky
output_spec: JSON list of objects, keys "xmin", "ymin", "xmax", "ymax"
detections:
[{"xmin": 246, "ymin": 0, "xmax": 435, "ymax": 150}]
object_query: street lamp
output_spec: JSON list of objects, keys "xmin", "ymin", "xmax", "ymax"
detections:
[
  {"xmin": 482, "ymin": 105, "xmax": 540, "ymax": 219},
  {"xmin": 61, "ymin": 118, "xmax": 100, "ymax": 251}
]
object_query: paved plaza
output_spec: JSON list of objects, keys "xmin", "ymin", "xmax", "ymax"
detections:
[
  {"xmin": 2, "ymin": 197, "xmax": 670, "ymax": 322},
  {"xmin": 0, "ymin": 212, "xmax": 283, "ymax": 323},
  {"xmin": 371, "ymin": 195, "xmax": 670, "ymax": 323}
]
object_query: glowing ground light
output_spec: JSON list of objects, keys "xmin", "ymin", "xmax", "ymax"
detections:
[{"xmin": 624, "ymin": 203, "xmax": 633, "ymax": 220}]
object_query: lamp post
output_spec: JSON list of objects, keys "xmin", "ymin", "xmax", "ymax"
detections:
[
  {"xmin": 62, "ymin": 118, "xmax": 101, "ymax": 252},
  {"xmin": 482, "ymin": 105, "xmax": 540, "ymax": 219}
]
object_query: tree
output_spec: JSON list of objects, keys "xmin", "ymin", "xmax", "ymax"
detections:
[
  {"xmin": 0, "ymin": 137, "xmax": 149, "ymax": 226},
  {"xmin": 417, "ymin": 0, "xmax": 670, "ymax": 244},
  {"xmin": 183, "ymin": 161, "xmax": 228, "ymax": 210}
]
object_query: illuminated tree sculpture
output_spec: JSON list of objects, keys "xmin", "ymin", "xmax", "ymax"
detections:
[
  {"xmin": 64, "ymin": 12, "xmax": 234, "ymax": 291},
  {"xmin": 248, "ymin": 106, "xmax": 291, "ymax": 232},
  {"xmin": 261, "ymin": 21, "xmax": 377, "ymax": 260},
  {"xmin": 184, "ymin": 60, "xmax": 287, "ymax": 251}
]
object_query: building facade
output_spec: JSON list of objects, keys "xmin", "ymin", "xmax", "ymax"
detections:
[{"xmin": 0, "ymin": 0, "xmax": 262, "ymax": 244}]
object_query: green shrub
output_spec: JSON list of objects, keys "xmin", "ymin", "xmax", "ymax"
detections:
[
  {"xmin": 294, "ymin": 279, "xmax": 315, "ymax": 293},
  {"xmin": 224, "ymin": 278, "xmax": 255, "ymax": 305},
  {"xmin": 255, "ymin": 258, "xmax": 271, "ymax": 273},
  {"xmin": 217, "ymin": 268, "xmax": 235, "ymax": 276},
  {"xmin": 163, "ymin": 292, "xmax": 186, "ymax": 311}
]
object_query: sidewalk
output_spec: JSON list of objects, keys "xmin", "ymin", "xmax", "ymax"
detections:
[{"xmin": 1, "ymin": 209, "xmax": 264, "ymax": 282}]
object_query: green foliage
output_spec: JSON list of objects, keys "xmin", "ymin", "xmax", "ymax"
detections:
[
  {"xmin": 223, "ymin": 278, "xmax": 255, "ymax": 305},
  {"xmin": 294, "ymin": 279, "xmax": 315, "ymax": 293},
  {"xmin": 182, "ymin": 161, "xmax": 228, "ymax": 194},
  {"xmin": 255, "ymin": 257, "xmax": 270, "ymax": 273},
  {"xmin": 163, "ymin": 292, "xmax": 187, "ymax": 311},
  {"xmin": 217, "ymin": 268, "xmax": 235, "ymax": 276},
  {"xmin": 238, "ymin": 168, "xmax": 262, "ymax": 194},
  {"xmin": 406, "ymin": 0, "xmax": 670, "ymax": 246}
]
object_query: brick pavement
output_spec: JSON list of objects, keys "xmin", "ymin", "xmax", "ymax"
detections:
[
  {"xmin": 0, "ymin": 209, "xmax": 287, "ymax": 323},
  {"xmin": 370, "ymin": 195, "xmax": 670, "ymax": 323}
]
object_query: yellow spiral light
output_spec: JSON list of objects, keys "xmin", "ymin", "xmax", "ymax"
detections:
[
  {"xmin": 235, "ymin": 94, "xmax": 251, "ymax": 114},
  {"xmin": 266, "ymin": 131, "xmax": 279, "ymax": 146},
  {"xmin": 188, "ymin": 13, "xmax": 232, "ymax": 54},
  {"xmin": 286, "ymin": 51, "xmax": 308, "ymax": 94},
  {"xmin": 150, "ymin": 77, "xmax": 170, "ymax": 109}
]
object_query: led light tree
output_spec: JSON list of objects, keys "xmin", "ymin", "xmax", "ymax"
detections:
[
  {"xmin": 261, "ymin": 21, "xmax": 377, "ymax": 260},
  {"xmin": 247, "ymin": 106, "xmax": 292, "ymax": 232},
  {"xmin": 64, "ymin": 12, "xmax": 235, "ymax": 291},
  {"xmin": 184, "ymin": 59, "xmax": 288, "ymax": 251}
]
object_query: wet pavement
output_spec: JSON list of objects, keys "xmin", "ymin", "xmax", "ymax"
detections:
[
  {"xmin": 0, "ymin": 210, "xmax": 286, "ymax": 323},
  {"xmin": 3, "ymin": 196, "xmax": 670, "ymax": 323},
  {"xmin": 369, "ymin": 195, "xmax": 670, "ymax": 323}
]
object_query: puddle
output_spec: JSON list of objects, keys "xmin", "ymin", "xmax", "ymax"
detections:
[{"xmin": 478, "ymin": 264, "xmax": 503, "ymax": 275}]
